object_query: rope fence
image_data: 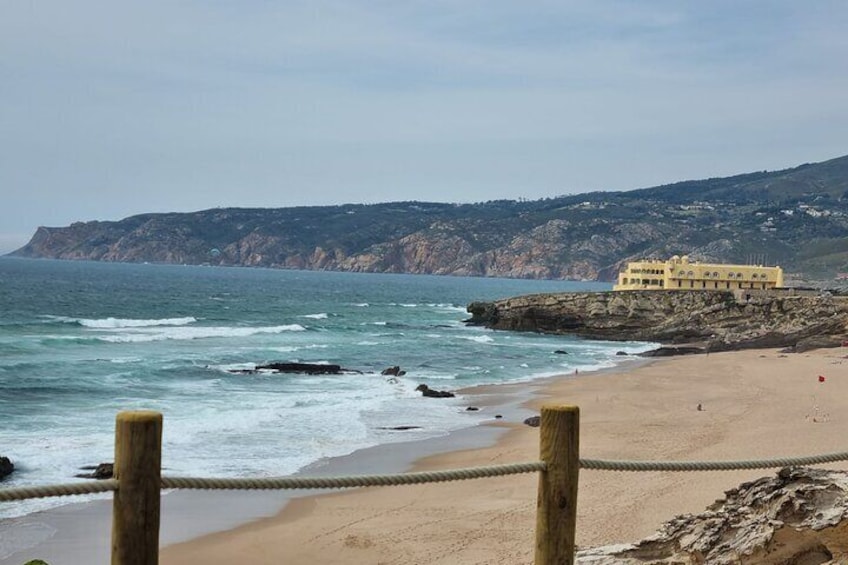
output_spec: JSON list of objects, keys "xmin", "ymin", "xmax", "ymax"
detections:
[
  {"xmin": 3, "ymin": 409, "xmax": 848, "ymax": 564},
  {"xmin": 6, "ymin": 450, "xmax": 848, "ymax": 503}
]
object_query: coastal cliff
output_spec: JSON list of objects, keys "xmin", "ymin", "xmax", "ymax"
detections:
[
  {"xmin": 466, "ymin": 290, "xmax": 848, "ymax": 352},
  {"xmin": 10, "ymin": 154, "xmax": 848, "ymax": 280}
]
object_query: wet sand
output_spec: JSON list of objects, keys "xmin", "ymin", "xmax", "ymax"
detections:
[{"xmin": 160, "ymin": 348, "xmax": 848, "ymax": 564}]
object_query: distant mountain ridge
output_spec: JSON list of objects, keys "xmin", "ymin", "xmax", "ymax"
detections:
[{"xmin": 11, "ymin": 154, "xmax": 848, "ymax": 281}]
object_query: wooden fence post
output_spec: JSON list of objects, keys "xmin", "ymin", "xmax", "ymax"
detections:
[
  {"xmin": 112, "ymin": 411, "xmax": 163, "ymax": 565},
  {"xmin": 535, "ymin": 405, "xmax": 579, "ymax": 565}
]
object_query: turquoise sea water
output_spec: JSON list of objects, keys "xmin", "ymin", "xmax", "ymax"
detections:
[{"xmin": 0, "ymin": 258, "xmax": 654, "ymax": 518}]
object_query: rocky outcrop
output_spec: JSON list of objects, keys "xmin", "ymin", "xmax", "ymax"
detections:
[
  {"xmin": 466, "ymin": 290, "xmax": 848, "ymax": 352},
  {"xmin": 230, "ymin": 362, "xmax": 348, "ymax": 375},
  {"xmin": 0, "ymin": 456, "xmax": 13, "ymax": 479},
  {"xmin": 580, "ymin": 467, "xmax": 848, "ymax": 564},
  {"xmin": 76, "ymin": 462, "xmax": 114, "ymax": 479}
]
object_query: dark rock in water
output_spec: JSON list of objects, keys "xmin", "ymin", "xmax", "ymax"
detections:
[
  {"xmin": 76, "ymin": 462, "xmax": 114, "ymax": 479},
  {"xmin": 381, "ymin": 366, "xmax": 407, "ymax": 376},
  {"xmin": 523, "ymin": 416, "xmax": 541, "ymax": 427},
  {"xmin": 255, "ymin": 362, "xmax": 343, "ymax": 375},
  {"xmin": 0, "ymin": 456, "xmax": 13, "ymax": 480},
  {"xmin": 640, "ymin": 346, "xmax": 704, "ymax": 357},
  {"xmin": 377, "ymin": 426, "xmax": 422, "ymax": 431},
  {"xmin": 415, "ymin": 384, "xmax": 455, "ymax": 398},
  {"xmin": 616, "ymin": 351, "xmax": 629, "ymax": 356},
  {"xmin": 466, "ymin": 406, "xmax": 479, "ymax": 411},
  {"xmin": 554, "ymin": 349, "xmax": 568, "ymax": 355},
  {"xmin": 494, "ymin": 414, "xmax": 503, "ymax": 419}
]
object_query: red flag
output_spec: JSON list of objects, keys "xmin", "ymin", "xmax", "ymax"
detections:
[{"xmin": 819, "ymin": 375, "xmax": 826, "ymax": 383}]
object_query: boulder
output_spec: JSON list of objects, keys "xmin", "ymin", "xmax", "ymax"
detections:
[
  {"xmin": 0, "ymin": 456, "xmax": 13, "ymax": 479},
  {"xmin": 579, "ymin": 467, "xmax": 848, "ymax": 564},
  {"xmin": 75, "ymin": 462, "xmax": 114, "ymax": 479},
  {"xmin": 415, "ymin": 384, "xmax": 455, "ymax": 398},
  {"xmin": 523, "ymin": 416, "xmax": 541, "ymax": 427},
  {"xmin": 381, "ymin": 366, "xmax": 407, "ymax": 376}
]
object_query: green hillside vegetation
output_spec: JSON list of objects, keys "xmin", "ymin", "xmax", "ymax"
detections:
[{"xmin": 11, "ymin": 155, "xmax": 848, "ymax": 282}]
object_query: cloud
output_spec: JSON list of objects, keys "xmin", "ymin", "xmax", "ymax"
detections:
[{"xmin": 1, "ymin": 0, "xmax": 847, "ymax": 242}]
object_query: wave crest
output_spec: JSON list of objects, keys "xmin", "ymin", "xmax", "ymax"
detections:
[{"xmin": 74, "ymin": 316, "xmax": 198, "ymax": 329}]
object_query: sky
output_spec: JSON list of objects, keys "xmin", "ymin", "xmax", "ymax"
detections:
[{"xmin": 1, "ymin": 1, "xmax": 847, "ymax": 253}]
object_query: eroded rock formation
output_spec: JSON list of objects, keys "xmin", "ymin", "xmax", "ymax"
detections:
[
  {"xmin": 466, "ymin": 290, "xmax": 848, "ymax": 352},
  {"xmin": 580, "ymin": 467, "xmax": 848, "ymax": 564}
]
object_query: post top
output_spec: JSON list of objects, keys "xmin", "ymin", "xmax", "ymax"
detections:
[
  {"xmin": 116, "ymin": 410, "xmax": 163, "ymax": 423},
  {"xmin": 541, "ymin": 405, "xmax": 579, "ymax": 413}
]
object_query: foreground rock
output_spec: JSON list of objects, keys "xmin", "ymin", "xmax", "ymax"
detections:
[
  {"xmin": 0, "ymin": 456, "xmax": 13, "ymax": 479},
  {"xmin": 467, "ymin": 290, "xmax": 848, "ymax": 353},
  {"xmin": 580, "ymin": 467, "xmax": 848, "ymax": 564}
]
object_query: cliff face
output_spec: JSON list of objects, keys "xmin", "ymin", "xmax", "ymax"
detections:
[
  {"xmin": 466, "ymin": 290, "xmax": 848, "ymax": 351},
  {"xmin": 10, "ymin": 155, "xmax": 848, "ymax": 280}
]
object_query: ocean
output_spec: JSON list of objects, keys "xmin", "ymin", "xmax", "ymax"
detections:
[{"xmin": 0, "ymin": 258, "xmax": 654, "ymax": 519}]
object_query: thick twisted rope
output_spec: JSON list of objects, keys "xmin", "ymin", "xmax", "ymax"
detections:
[
  {"xmin": 0, "ymin": 479, "xmax": 118, "ymax": 502},
  {"xmin": 161, "ymin": 462, "xmax": 545, "ymax": 490},
  {"xmin": 5, "ymin": 450, "xmax": 848, "ymax": 502},
  {"xmin": 580, "ymin": 450, "xmax": 848, "ymax": 472}
]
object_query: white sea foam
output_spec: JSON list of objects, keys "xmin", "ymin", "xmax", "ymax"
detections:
[
  {"xmin": 96, "ymin": 324, "xmax": 306, "ymax": 343},
  {"xmin": 428, "ymin": 303, "xmax": 467, "ymax": 312},
  {"xmin": 77, "ymin": 316, "xmax": 198, "ymax": 328},
  {"xmin": 301, "ymin": 313, "xmax": 329, "ymax": 320},
  {"xmin": 460, "ymin": 335, "xmax": 494, "ymax": 344}
]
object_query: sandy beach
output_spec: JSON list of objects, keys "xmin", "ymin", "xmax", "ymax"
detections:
[{"xmin": 154, "ymin": 347, "xmax": 848, "ymax": 564}]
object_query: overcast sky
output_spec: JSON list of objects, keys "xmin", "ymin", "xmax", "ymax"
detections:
[{"xmin": 1, "ymin": 1, "xmax": 847, "ymax": 253}]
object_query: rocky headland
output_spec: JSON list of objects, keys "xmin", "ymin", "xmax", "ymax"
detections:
[
  {"xmin": 9, "ymin": 155, "xmax": 848, "ymax": 282},
  {"xmin": 466, "ymin": 289, "xmax": 848, "ymax": 353}
]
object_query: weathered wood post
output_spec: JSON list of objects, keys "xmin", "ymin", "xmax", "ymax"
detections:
[
  {"xmin": 112, "ymin": 411, "xmax": 163, "ymax": 565},
  {"xmin": 535, "ymin": 405, "xmax": 579, "ymax": 565}
]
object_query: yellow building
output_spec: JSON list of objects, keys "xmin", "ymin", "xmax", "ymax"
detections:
[{"xmin": 613, "ymin": 255, "xmax": 784, "ymax": 291}]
